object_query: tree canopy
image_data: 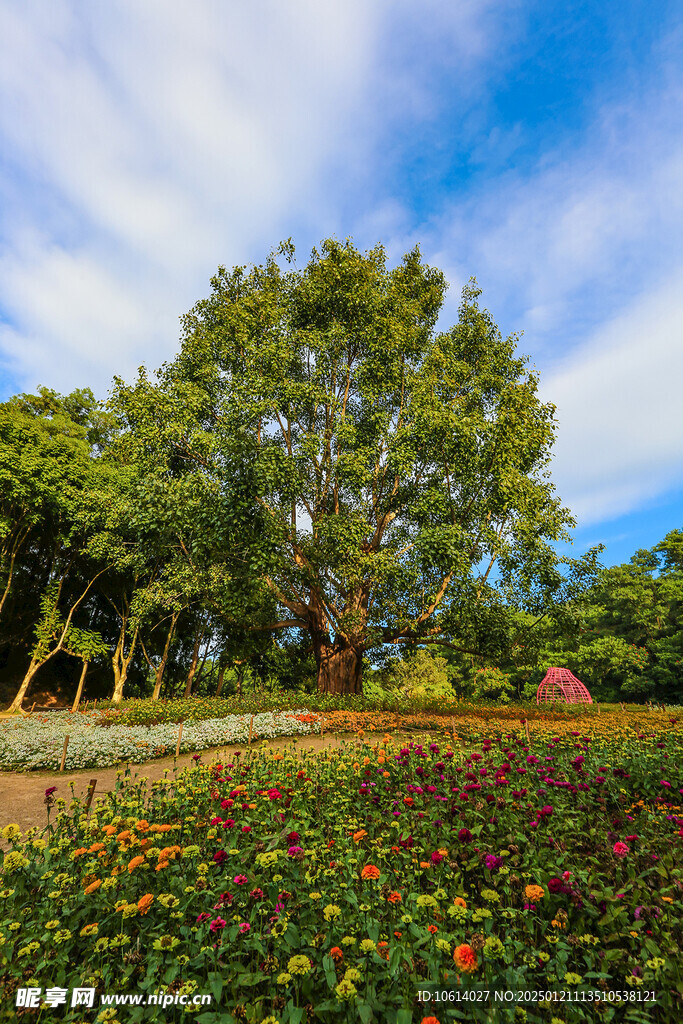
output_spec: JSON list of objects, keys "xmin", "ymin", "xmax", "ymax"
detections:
[{"xmin": 111, "ymin": 238, "xmax": 597, "ymax": 693}]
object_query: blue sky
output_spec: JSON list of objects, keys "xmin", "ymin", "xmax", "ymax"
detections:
[{"xmin": 1, "ymin": 0, "xmax": 682, "ymax": 569}]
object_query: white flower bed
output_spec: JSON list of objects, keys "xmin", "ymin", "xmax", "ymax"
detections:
[{"xmin": 0, "ymin": 709, "xmax": 318, "ymax": 772}]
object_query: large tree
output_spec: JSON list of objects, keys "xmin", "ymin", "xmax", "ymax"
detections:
[{"xmin": 112, "ymin": 239, "xmax": 596, "ymax": 694}]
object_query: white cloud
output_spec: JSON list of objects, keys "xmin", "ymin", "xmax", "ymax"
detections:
[
  {"xmin": 0, "ymin": 0, "xmax": 511, "ymax": 399},
  {"xmin": 539, "ymin": 271, "xmax": 683, "ymax": 524}
]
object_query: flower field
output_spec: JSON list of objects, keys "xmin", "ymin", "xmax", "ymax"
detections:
[
  {"xmin": 0, "ymin": 710, "xmax": 319, "ymax": 772},
  {"xmin": 1, "ymin": 709, "xmax": 682, "ymax": 1023}
]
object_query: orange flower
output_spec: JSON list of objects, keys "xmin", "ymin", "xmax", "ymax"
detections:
[
  {"xmin": 393, "ymin": 931, "xmax": 402, "ymax": 938},
  {"xmin": 128, "ymin": 856, "xmax": 145, "ymax": 874},
  {"xmin": 421, "ymin": 1018, "xmax": 442, "ymax": 1024},
  {"xmin": 134, "ymin": 820, "xmax": 150, "ymax": 833},
  {"xmin": 149, "ymin": 824, "xmax": 173, "ymax": 834},
  {"xmin": 102, "ymin": 825, "xmax": 117, "ymax": 836},
  {"xmin": 427, "ymin": 924, "xmax": 438, "ymax": 934},
  {"xmin": 383, "ymin": 771, "xmax": 390, "ymax": 778},
  {"xmin": 88, "ymin": 842, "xmax": 105, "ymax": 853},
  {"xmin": 453, "ymin": 944, "xmax": 478, "ymax": 973},
  {"xmin": 377, "ymin": 941, "xmax": 389, "ymax": 961},
  {"xmin": 363, "ymin": 757, "xmax": 370, "ymax": 766},
  {"xmin": 73, "ymin": 848, "xmax": 88, "ymax": 858},
  {"xmin": 420, "ymin": 861, "xmax": 430, "ymax": 869},
  {"xmin": 139, "ymin": 838, "xmax": 153, "ymax": 852},
  {"xmin": 158, "ymin": 845, "xmax": 181, "ymax": 862},
  {"xmin": 84, "ymin": 879, "xmax": 102, "ymax": 894},
  {"xmin": 156, "ymin": 861, "xmax": 170, "ymax": 872},
  {"xmin": 137, "ymin": 894, "xmax": 154, "ymax": 915},
  {"xmin": 387, "ymin": 891, "xmax": 402, "ymax": 904},
  {"xmin": 353, "ymin": 830, "xmax": 368, "ymax": 843},
  {"xmin": 330, "ymin": 947, "xmax": 343, "ymax": 962},
  {"xmin": 116, "ymin": 831, "xmax": 132, "ymax": 842},
  {"xmin": 403, "ymin": 797, "xmax": 414, "ymax": 806},
  {"xmin": 525, "ymin": 885, "xmax": 545, "ymax": 902},
  {"xmin": 453, "ymin": 897, "xmax": 467, "ymax": 908},
  {"xmin": 111, "ymin": 865, "xmax": 125, "ymax": 876},
  {"xmin": 361, "ymin": 864, "xmax": 380, "ymax": 880}
]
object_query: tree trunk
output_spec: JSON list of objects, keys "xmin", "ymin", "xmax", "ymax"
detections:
[
  {"xmin": 6, "ymin": 657, "xmax": 45, "ymax": 714},
  {"xmin": 314, "ymin": 640, "xmax": 363, "ymax": 695},
  {"xmin": 184, "ymin": 632, "xmax": 202, "ymax": 698},
  {"xmin": 151, "ymin": 611, "xmax": 179, "ymax": 700},
  {"xmin": 111, "ymin": 623, "xmax": 138, "ymax": 704},
  {"xmin": 215, "ymin": 665, "xmax": 226, "ymax": 697},
  {"xmin": 71, "ymin": 661, "xmax": 89, "ymax": 713}
]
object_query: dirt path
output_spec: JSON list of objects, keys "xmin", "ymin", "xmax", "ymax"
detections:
[{"xmin": 0, "ymin": 732, "xmax": 362, "ymax": 842}]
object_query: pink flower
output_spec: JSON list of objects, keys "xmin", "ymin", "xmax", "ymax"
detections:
[
  {"xmin": 241, "ymin": 825, "xmax": 252, "ymax": 832},
  {"xmin": 209, "ymin": 917, "xmax": 226, "ymax": 931},
  {"xmin": 234, "ymin": 874, "xmax": 248, "ymax": 885},
  {"xmin": 196, "ymin": 912, "xmax": 211, "ymax": 924},
  {"xmin": 238, "ymin": 922, "xmax": 251, "ymax": 934},
  {"xmin": 613, "ymin": 842, "xmax": 630, "ymax": 857}
]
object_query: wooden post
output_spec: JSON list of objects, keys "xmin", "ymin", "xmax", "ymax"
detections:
[
  {"xmin": 60, "ymin": 735, "xmax": 70, "ymax": 772},
  {"xmin": 175, "ymin": 722, "xmax": 184, "ymax": 758},
  {"xmin": 30, "ymin": 702, "xmax": 36, "ymax": 714},
  {"xmin": 85, "ymin": 778, "xmax": 97, "ymax": 814},
  {"xmin": 93, "ymin": 699, "xmax": 97, "ymax": 710},
  {"xmin": 525, "ymin": 719, "xmax": 530, "ymax": 745},
  {"xmin": 71, "ymin": 661, "xmax": 89, "ymax": 714},
  {"xmin": 597, "ymin": 703, "xmax": 600, "ymax": 713},
  {"xmin": 248, "ymin": 715, "xmax": 254, "ymax": 746}
]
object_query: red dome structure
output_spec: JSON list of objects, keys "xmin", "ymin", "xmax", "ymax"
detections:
[{"xmin": 536, "ymin": 667, "xmax": 592, "ymax": 704}]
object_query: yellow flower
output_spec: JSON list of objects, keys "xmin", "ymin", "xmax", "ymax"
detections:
[
  {"xmin": 1, "ymin": 824, "xmax": 21, "ymax": 842},
  {"xmin": 287, "ymin": 955, "xmax": 312, "ymax": 976},
  {"xmin": 80, "ymin": 923, "xmax": 99, "ymax": 937}
]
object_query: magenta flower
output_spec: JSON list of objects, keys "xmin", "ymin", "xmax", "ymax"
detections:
[
  {"xmin": 213, "ymin": 850, "xmax": 228, "ymax": 865},
  {"xmin": 457, "ymin": 828, "xmax": 473, "ymax": 843},
  {"xmin": 613, "ymin": 842, "xmax": 630, "ymax": 857},
  {"xmin": 238, "ymin": 922, "xmax": 251, "ymax": 934},
  {"xmin": 431, "ymin": 851, "xmax": 445, "ymax": 865},
  {"xmin": 196, "ymin": 912, "xmax": 211, "ymax": 924},
  {"xmin": 234, "ymin": 874, "xmax": 248, "ymax": 885},
  {"xmin": 45, "ymin": 786, "xmax": 57, "ymax": 798},
  {"xmin": 287, "ymin": 845, "xmax": 304, "ymax": 857},
  {"xmin": 209, "ymin": 917, "xmax": 226, "ymax": 931}
]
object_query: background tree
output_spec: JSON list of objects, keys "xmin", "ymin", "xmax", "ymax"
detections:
[{"xmin": 111, "ymin": 238, "xmax": 598, "ymax": 694}]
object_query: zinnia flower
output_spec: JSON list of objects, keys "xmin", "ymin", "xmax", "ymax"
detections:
[
  {"xmin": 84, "ymin": 879, "xmax": 102, "ymax": 895},
  {"xmin": 234, "ymin": 874, "xmax": 248, "ymax": 885},
  {"xmin": 457, "ymin": 828, "xmax": 473, "ymax": 843},
  {"xmin": 361, "ymin": 864, "xmax": 380, "ymax": 880},
  {"xmin": 127, "ymin": 856, "xmax": 145, "ymax": 874},
  {"xmin": 613, "ymin": 842, "xmax": 630, "ymax": 857},
  {"xmin": 209, "ymin": 917, "xmax": 226, "ymax": 931},
  {"xmin": 525, "ymin": 885, "xmax": 545, "ymax": 901},
  {"xmin": 453, "ymin": 944, "xmax": 478, "ymax": 973},
  {"xmin": 137, "ymin": 894, "xmax": 154, "ymax": 915}
]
